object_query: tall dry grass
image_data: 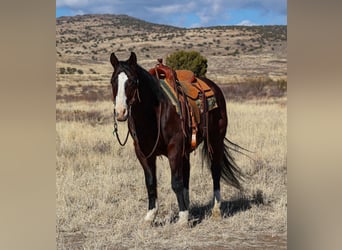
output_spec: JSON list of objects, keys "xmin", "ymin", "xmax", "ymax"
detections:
[{"xmin": 56, "ymin": 98, "xmax": 287, "ymax": 249}]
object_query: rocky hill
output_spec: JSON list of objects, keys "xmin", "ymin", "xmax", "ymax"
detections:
[{"xmin": 56, "ymin": 14, "xmax": 286, "ymax": 88}]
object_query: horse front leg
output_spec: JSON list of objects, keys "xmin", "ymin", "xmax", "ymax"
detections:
[
  {"xmin": 169, "ymin": 152, "xmax": 190, "ymax": 225},
  {"xmin": 136, "ymin": 151, "xmax": 158, "ymax": 224},
  {"xmin": 143, "ymin": 165, "xmax": 158, "ymax": 223}
]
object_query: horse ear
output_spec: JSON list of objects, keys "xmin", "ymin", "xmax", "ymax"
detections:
[
  {"xmin": 110, "ymin": 53, "xmax": 119, "ymax": 68},
  {"xmin": 128, "ymin": 52, "xmax": 137, "ymax": 66}
]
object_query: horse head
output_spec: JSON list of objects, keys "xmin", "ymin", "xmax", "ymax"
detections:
[{"xmin": 110, "ymin": 52, "xmax": 140, "ymax": 122}]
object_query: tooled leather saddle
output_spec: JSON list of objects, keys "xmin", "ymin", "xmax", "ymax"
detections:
[{"xmin": 148, "ymin": 59, "xmax": 218, "ymax": 150}]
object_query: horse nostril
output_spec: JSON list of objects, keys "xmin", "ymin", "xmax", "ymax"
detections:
[{"xmin": 115, "ymin": 108, "xmax": 128, "ymax": 121}]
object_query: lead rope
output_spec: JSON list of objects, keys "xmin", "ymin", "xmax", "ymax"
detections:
[
  {"xmin": 143, "ymin": 103, "xmax": 162, "ymax": 159},
  {"xmin": 113, "ymin": 107, "xmax": 130, "ymax": 146},
  {"xmin": 129, "ymin": 103, "xmax": 162, "ymax": 159},
  {"xmin": 113, "ymin": 95, "xmax": 162, "ymax": 159}
]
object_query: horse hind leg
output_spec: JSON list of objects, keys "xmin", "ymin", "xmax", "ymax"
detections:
[
  {"xmin": 201, "ymin": 145, "xmax": 222, "ymax": 220},
  {"xmin": 209, "ymin": 151, "xmax": 222, "ymax": 219},
  {"xmin": 208, "ymin": 117, "xmax": 226, "ymax": 219},
  {"xmin": 212, "ymin": 189, "xmax": 222, "ymax": 219},
  {"xmin": 178, "ymin": 156, "xmax": 190, "ymax": 225}
]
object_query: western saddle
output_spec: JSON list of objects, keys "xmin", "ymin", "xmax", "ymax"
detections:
[{"xmin": 148, "ymin": 59, "xmax": 218, "ymax": 150}]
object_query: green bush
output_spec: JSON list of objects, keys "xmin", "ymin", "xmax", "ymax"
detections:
[{"xmin": 165, "ymin": 50, "xmax": 207, "ymax": 77}]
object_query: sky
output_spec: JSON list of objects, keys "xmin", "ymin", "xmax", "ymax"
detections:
[{"xmin": 56, "ymin": 0, "xmax": 287, "ymax": 28}]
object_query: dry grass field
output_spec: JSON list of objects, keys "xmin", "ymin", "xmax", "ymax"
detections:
[
  {"xmin": 56, "ymin": 98, "xmax": 287, "ymax": 249},
  {"xmin": 56, "ymin": 14, "xmax": 287, "ymax": 249}
]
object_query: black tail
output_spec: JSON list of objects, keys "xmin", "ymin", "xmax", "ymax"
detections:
[{"xmin": 202, "ymin": 138, "xmax": 246, "ymax": 190}]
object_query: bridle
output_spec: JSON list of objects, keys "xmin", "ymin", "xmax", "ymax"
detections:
[
  {"xmin": 112, "ymin": 80, "xmax": 140, "ymax": 146},
  {"xmin": 112, "ymin": 77, "xmax": 162, "ymax": 159}
]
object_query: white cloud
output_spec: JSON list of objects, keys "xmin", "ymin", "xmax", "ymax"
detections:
[
  {"xmin": 57, "ymin": 0, "xmax": 286, "ymax": 15},
  {"xmin": 147, "ymin": 4, "xmax": 183, "ymax": 14},
  {"xmin": 147, "ymin": 2, "xmax": 196, "ymax": 14},
  {"xmin": 236, "ymin": 20, "xmax": 258, "ymax": 26},
  {"xmin": 56, "ymin": 0, "xmax": 286, "ymax": 27},
  {"xmin": 73, "ymin": 9, "xmax": 85, "ymax": 15},
  {"xmin": 56, "ymin": 0, "xmax": 92, "ymax": 8}
]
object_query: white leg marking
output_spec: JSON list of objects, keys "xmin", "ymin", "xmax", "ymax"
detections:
[
  {"xmin": 115, "ymin": 72, "xmax": 128, "ymax": 120},
  {"xmin": 178, "ymin": 210, "xmax": 189, "ymax": 225},
  {"xmin": 144, "ymin": 200, "xmax": 158, "ymax": 222},
  {"xmin": 212, "ymin": 191, "xmax": 221, "ymax": 219},
  {"xmin": 213, "ymin": 199, "xmax": 221, "ymax": 211},
  {"xmin": 212, "ymin": 198, "xmax": 221, "ymax": 218}
]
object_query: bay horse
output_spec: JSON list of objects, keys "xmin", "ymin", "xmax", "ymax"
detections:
[{"xmin": 110, "ymin": 52, "xmax": 244, "ymax": 225}]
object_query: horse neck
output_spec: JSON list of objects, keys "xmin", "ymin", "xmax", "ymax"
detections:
[
  {"xmin": 136, "ymin": 69, "xmax": 160, "ymax": 108},
  {"xmin": 129, "ymin": 69, "xmax": 160, "ymax": 135}
]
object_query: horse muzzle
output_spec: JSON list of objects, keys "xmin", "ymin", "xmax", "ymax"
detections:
[{"xmin": 115, "ymin": 107, "xmax": 128, "ymax": 122}]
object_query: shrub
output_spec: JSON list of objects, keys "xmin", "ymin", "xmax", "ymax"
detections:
[
  {"xmin": 66, "ymin": 67, "xmax": 77, "ymax": 74},
  {"xmin": 165, "ymin": 50, "xmax": 207, "ymax": 77}
]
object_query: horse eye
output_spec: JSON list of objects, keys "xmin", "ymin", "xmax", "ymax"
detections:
[
  {"xmin": 111, "ymin": 77, "xmax": 118, "ymax": 85},
  {"xmin": 111, "ymin": 77, "xmax": 119, "ymax": 85}
]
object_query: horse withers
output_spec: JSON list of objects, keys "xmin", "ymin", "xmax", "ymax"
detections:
[{"xmin": 109, "ymin": 52, "xmax": 244, "ymax": 225}]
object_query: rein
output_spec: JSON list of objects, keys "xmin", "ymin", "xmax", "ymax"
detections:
[
  {"xmin": 113, "ymin": 87, "xmax": 162, "ymax": 159},
  {"xmin": 112, "ymin": 107, "xmax": 130, "ymax": 146},
  {"xmin": 145, "ymin": 103, "xmax": 162, "ymax": 159}
]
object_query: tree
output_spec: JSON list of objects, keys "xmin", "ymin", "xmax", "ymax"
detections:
[{"xmin": 165, "ymin": 50, "xmax": 207, "ymax": 77}]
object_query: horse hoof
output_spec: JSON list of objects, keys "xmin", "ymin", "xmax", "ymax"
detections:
[
  {"xmin": 211, "ymin": 202, "xmax": 222, "ymax": 220},
  {"xmin": 176, "ymin": 211, "xmax": 189, "ymax": 226},
  {"xmin": 211, "ymin": 208, "xmax": 222, "ymax": 220},
  {"xmin": 144, "ymin": 208, "xmax": 157, "ymax": 224}
]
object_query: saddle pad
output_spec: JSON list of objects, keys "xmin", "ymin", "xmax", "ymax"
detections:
[
  {"xmin": 188, "ymin": 96, "xmax": 218, "ymax": 123},
  {"xmin": 159, "ymin": 79, "xmax": 181, "ymax": 114}
]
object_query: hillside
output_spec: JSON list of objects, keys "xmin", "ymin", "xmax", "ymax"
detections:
[{"xmin": 56, "ymin": 14, "xmax": 287, "ymax": 100}]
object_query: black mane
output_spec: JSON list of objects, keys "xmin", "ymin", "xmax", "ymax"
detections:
[{"xmin": 136, "ymin": 64, "xmax": 166, "ymax": 102}]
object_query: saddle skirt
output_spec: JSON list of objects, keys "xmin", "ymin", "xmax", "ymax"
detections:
[{"xmin": 175, "ymin": 70, "xmax": 213, "ymax": 99}]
